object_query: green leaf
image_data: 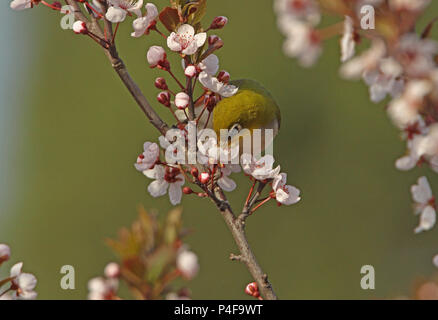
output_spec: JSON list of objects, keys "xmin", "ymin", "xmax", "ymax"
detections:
[
  {"xmin": 163, "ymin": 207, "xmax": 183, "ymax": 245},
  {"xmin": 145, "ymin": 246, "xmax": 175, "ymax": 283},
  {"xmin": 185, "ymin": 0, "xmax": 207, "ymax": 26},
  {"xmin": 159, "ymin": 7, "xmax": 181, "ymax": 32}
]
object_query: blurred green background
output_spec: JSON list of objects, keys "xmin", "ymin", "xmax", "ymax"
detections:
[{"xmin": 2, "ymin": 0, "xmax": 438, "ymax": 300}]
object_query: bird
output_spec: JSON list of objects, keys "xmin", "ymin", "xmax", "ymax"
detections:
[{"xmin": 212, "ymin": 79, "xmax": 281, "ymax": 156}]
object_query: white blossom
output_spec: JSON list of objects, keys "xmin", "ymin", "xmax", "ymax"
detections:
[
  {"xmin": 175, "ymin": 92, "xmax": 190, "ymax": 109},
  {"xmin": 387, "ymin": 80, "xmax": 432, "ymax": 129},
  {"xmin": 167, "ymin": 24, "xmax": 207, "ymax": 56},
  {"xmin": 396, "ymin": 34, "xmax": 438, "ymax": 77},
  {"xmin": 147, "ymin": 46, "xmax": 166, "ymax": 67},
  {"xmin": 176, "ymin": 250, "xmax": 199, "ymax": 279},
  {"xmin": 134, "ymin": 142, "xmax": 159, "ymax": 171},
  {"xmin": 143, "ymin": 165, "xmax": 185, "ymax": 205},
  {"xmin": 340, "ymin": 39, "xmax": 386, "ymax": 79},
  {"xmin": 10, "ymin": 0, "xmax": 32, "ymax": 11},
  {"xmin": 198, "ymin": 72, "xmax": 238, "ymax": 98},
  {"xmin": 395, "ymin": 134, "xmax": 424, "ymax": 171},
  {"xmin": 281, "ymin": 20, "xmax": 321, "ymax": 67},
  {"xmin": 198, "ymin": 54, "xmax": 219, "ymax": 75},
  {"xmin": 217, "ymin": 165, "xmax": 240, "ymax": 192},
  {"xmin": 363, "ymin": 58, "xmax": 404, "ymax": 103},
  {"xmin": 185, "ymin": 65, "xmax": 197, "ymax": 78},
  {"xmin": 73, "ymin": 21, "xmax": 87, "ymax": 34},
  {"xmin": 0, "ymin": 244, "xmax": 11, "ymax": 263},
  {"xmin": 274, "ymin": 0, "xmax": 320, "ymax": 26},
  {"xmin": 10, "ymin": 262, "xmax": 37, "ymax": 300},
  {"xmin": 411, "ymin": 176, "xmax": 436, "ymax": 233},
  {"xmin": 104, "ymin": 263, "xmax": 120, "ymax": 278},
  {"xmin": 241, "ymin": 154, "xmax": 281, "ymax": 181},
  {"xmin": 272, "ymin": 173, "xmax": 301, "ymax": 205},
  {"xmin": 106, "ymin": 0, "xmax": 143, "ymax": 23},
  {"xmin": 340, "ymin": 16, "xmax": 355, "ymax": 63},
  {"xmin": 131, "ymin": 3, "xmax": 158, "ymax": 38},
  {"xmin": 88, "ymin": 277, "xmax": 118, "ymax": 300}
]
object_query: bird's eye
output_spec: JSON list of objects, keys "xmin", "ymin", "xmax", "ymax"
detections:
[{"xmin": 228, "ymin": 123, "xmax": 242, "ymax": 138}]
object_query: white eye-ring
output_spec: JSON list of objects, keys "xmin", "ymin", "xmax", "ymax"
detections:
[{"xmin": 228, "ymin": 123, "xmax": 242, "ymax": 138}]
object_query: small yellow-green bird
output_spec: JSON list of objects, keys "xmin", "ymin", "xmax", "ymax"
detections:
[{"xmin": 212, "ymin": 79, "xmax": 281, "ymax": 154}]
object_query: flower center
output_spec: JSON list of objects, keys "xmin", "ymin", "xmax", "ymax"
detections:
[
  {"xmin": 288, "ymin": 0, "xmax": 306, "ymax": 12},
  {"xmin": 176, "ymin": 33, "xmax": 194, "ymax": 49},
  {"xmin": 164, "ymin": 167, "xmax": 182, "ymax": 183}
]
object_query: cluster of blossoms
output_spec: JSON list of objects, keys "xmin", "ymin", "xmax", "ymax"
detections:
[
  {"xmin": 135, "ymin": 138, "xmax": 301, "ymax": 208},
  {"xmin": 10, "ymin": 0, "xmax": 301, "ymax": 211},
  {"xmin": 88, "ymin": 208, "xmax": 199, "ymax": 300},
  {"xmin": 275, "ymin": 0, "xmax": 438, "ymax": 234},
  {"xmin": 0, "ymin": 244, "xmax": 37, "ymax": 300}
]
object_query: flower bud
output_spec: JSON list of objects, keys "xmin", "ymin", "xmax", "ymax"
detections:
[
  {"xmin": 104, "ymin": 262, "xmax": 120, "ymax": 278},
  {"xmin": 183, "ymin": 187, "xmax": 194, "ymax": 195},
  {"xmin": 0, "ymin": 244, "xmax": 11, "ymax": 263},
  {"xmin": 199, "ymin": 172, "xmax": 210, "ymax": 184},
  {"xmin": 217, "ymin": 70, "xmax": 230, "ymax": 83},
  {"xmin": 73, "ymin": 21, "xmax": 87, "ymax": 34},
  {"xmin": 157, "ymin": 91, "xmax": 171, "ymax": 107},
  {"xmin": 52, "ymin": 1, "xmax": 62, "ymax": 10},
  {"xmin": 190, "ymin": 167, "xmax": 199, "ymax": 178},
  {"xmin": 154, "ymin": 77, "xmax": 168, "ymax": 90},
  {"xmin": 175, "ymin": 92, "xmax": 190, "ymax": 110},
  {"xmin": 177, "ymin": 250, "xmax": 199, "ymax": 279},
  {"xmin": 209, "ymin": 16, "xmax": 228, "ymax": 30},
  {"xmin": 208, "ymin": 35, "xmax": 221, "ymax": 46},
  {"xmin": 147, "ymin": 46, "xmax": 167, "ymax": 68},
  {"xmin": 184, "ymin": 65, "xmax": 197, "ymax": 78},
  {"xmin": 245, "ymin": 282, "xmax": 260, "ymax": 298}
]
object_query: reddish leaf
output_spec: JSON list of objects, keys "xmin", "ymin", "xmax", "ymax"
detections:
[{"xmin": 159, "ymin": 7, "xmax": 180, "ymax": 32}]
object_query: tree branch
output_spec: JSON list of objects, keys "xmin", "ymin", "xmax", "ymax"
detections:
[
  {"xmin": 211, "ymin": 187, "xmax": 277, "ymax": 300},
  {"xmin": 65, "ymin": 0, "xmax": 276, "ymax": 299}
]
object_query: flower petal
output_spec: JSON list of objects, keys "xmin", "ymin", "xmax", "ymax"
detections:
[
  {"xmin": 411, "ymin": 176, "xmax": 433, "ymax": 204},
  {"xmin": 148, "ymin": 179, "xmax": 169, "ymax": 198},
  {"xmin": 194, "ymin": 32, "xmax": 207, "ymax": 47},
  {"xmin": 415, "ymin": 205, "xmax": 436, "ymax": 233},
  {"xmin": 167, "ymin": 33, "xmax": 182, "ymax": 52},
  {"xmin": 168, "ymin": 182, "xmax": 183, "ymax": 205},
  {"xmin": 106, "ymin": 6, "xmax": 127, "ymax": 23},
  {"xmin": 10, "ymin": 262, "xmax": 23, "ymax": 278}
]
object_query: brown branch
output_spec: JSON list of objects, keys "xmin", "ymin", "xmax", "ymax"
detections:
[
  {"xmin": 210, "ymin": 187, "xmax": 277, "ymax": 300},
  {"xmin": 65, "ymin": 0, "xmax": 276, "ymax": 299}
]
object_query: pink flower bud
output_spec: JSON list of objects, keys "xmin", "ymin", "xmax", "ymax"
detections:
[
  {"xmin": 210, "ymin": 16, "xmax": 228, "ymax": 30},
  {"xmin": 208, "ymin": 35, "xmax": 221, "ymax": 46},
  {"xmin": 217, "ymin": 70, "xmax": 230, "ymax": 83},
  {"xmin": 245, "ymin": 282, "xmax": 260, "ymax": 298},
  {"xmin": 73, "ymin": 21, "xmax": 87, "ymax": 34},
  {"xmin": 154, "ymin": 77, "xmax": 168, "ymax": 90},
  {"xmin": 52, "ymin": 1, "xmax": 62, "ymax": 10},
  {"xmin": 199, "ymin": 172, "xmax": 210, "ymax": 184},
  {"xmin": 183, "ymin": 187, "xmax": 194, "ymax": 195},
  {"xmin": 0, "ymin": 244, "xmax": 11, "ymax": 263},
  {"xmin": 157, "ymin": 91, "xmax": 171, "ymax": 107},
  {"xmin": 190, "ymin": 167, "xmax": 199, "ymax": 178},
  {"xmin": 104, "ymin": 262, "xmax": 120, "ymax": 278},
  {"xmin": 147, "ymin": 46, "xmax": 167, "ymax": 68},
  {"xmin": 177, "ymin": 251, "xmax": 199, "ymax": 279},
  {"xmin": 175, "ymin": 92, "xmax": 190, "ymax": 110},
  {"xmin": 184, "ymin": 65, "xmax": 197, "ymax": 78}
]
